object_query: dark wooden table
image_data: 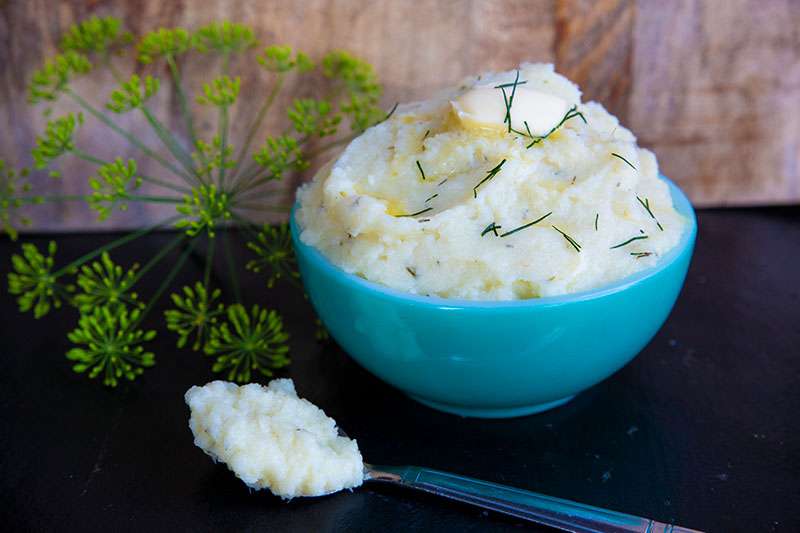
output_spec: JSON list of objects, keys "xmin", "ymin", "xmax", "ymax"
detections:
[{"xmin": 1, "ymin": 207, "xmax": 798, "ymax": 532}]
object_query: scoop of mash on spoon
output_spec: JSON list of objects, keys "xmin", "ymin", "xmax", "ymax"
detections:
[{"xmin": 185, "ymin": 380, "xmax": 703, "ymax": 532}]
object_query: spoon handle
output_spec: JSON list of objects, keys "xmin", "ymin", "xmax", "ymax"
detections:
[{"xmin": 366, "ymin": 465, "xmax": 703, "ymax": 533}]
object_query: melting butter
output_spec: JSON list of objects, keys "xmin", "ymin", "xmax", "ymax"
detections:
[{"xmin": 451, "ymin": 86, "xmax": 569, "ymax": 136}]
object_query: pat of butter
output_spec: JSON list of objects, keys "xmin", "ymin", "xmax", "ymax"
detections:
[{"xmin": 451, "ymin": 86, "xmax": 569, "ymax": 136}]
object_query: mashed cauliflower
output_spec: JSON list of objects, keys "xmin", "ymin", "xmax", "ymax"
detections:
[
  {"xmin": 296, "ymin": 63, "xmax": 686, "ymax": 300},
  {"xmin": 185, "ymin": 380, "xmax": 363, "ymax": 499}
]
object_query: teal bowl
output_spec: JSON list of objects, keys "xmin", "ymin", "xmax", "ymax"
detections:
[{"xmin": 291, "ymin": 176, "xmax": 696, "ymax": 418}]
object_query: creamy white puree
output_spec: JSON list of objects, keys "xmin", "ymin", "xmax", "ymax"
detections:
[
  {"xmin": 297, "ymin": 63, "xmax": 686, "ymax": 300},
  {"xmin": 185, "ymin": 380, "xmax": 363, "ymax": 499}
]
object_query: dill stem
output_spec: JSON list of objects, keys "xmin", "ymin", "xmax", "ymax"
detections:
[
  {"xmin": 203, "ymin": 235, "xmax": 216, "ymax": 292},
  {"xmin": 233, "ymin": 203, "xmax": 292, "ymax": 213},
  {"xmin": 65, "ymin": 89, "xmax": 193, "ymax": 182},
  {"xmin": 53, "ymin": 216, "xmax": 180, "ymax": 277},
  {"xmin": 130, "ymin": 232, "xmax": 186, "ymax": 285},
  {"xmin": 71, "ymin": 149, "xmax": 190, "ymax": 194},
  {"xmin": 136, "ymin": 236, "xmax": 198, "ymax": 327},
  {"xmin": 141, "ymin": 107, "xmax": 198, "ymax": 183},
  {"xmin": 221, "ymin": 228, "xmax": 241, "ymax": 303},
  {"xmin": 166, "ymin": 55, "xmax": 197, "ymax": 150},
  {"xmin": 304, "ymin": 134, "xmax": 356, "ymax": 161},
  {"xmin": 231, "ymin": 74, "xmax": 286, "ymax": 182}
]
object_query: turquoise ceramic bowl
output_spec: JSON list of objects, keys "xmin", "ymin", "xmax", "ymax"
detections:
[{"xmin": 291, "ymin": 176, "xmax": 696, "ymax": 418}]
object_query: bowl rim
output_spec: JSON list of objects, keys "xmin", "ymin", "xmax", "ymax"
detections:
[{"xmin": 290, "ymin": 174, "xmax": 697, "ymax": 309}]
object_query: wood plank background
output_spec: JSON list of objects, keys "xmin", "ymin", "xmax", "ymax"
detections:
[{"xmin": 1, "ymin": 0, "xmax": 798, "ymax": 231}]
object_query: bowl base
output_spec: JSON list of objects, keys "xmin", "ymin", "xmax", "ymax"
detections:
[{"xmin": 408, "ymin": 394, "xmax": 575, "ymax": 419}]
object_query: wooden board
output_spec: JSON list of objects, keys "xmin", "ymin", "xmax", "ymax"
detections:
[{"xmin": 1, "ymin": 0, "xmax": 798, "ymax": 230}]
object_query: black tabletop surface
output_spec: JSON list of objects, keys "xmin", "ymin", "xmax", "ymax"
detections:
[{"xmin": 1, "ymin": 207, "xmax": 798, "ymax": 533}]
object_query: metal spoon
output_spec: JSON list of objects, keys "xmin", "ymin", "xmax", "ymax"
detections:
[{"xmin": 359, "ymin": 462, "xmax": 703, "ymax": 532}]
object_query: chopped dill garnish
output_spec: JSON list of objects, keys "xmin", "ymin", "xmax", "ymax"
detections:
[
  {"xmin": 525, "ymin": 105, "xmax": 586, "ymax": 148},
  {"xmin": 552, "ymin": 225, "xmax": 581, "ymax": 252},
  {"xmin": 631, "ymin": 252, "xmax": 653, "ymax": 259},
  {"xmin": 396, "ymin": 206, "xmax": 433, "ymax": 218},
  {"xmin": 416, "ymin": 160, "xmax": 426, "ymax": 181},
  {"xmin": 423, "ymin": 129, "xmax": 430, "ymax": 139},
  {"xmin": 500, "ymin": 70, "xmax": 522, "ymax": 133},
  {"xmin": 611, "ymin": 152, "xmax": 637, "ymax": 170},
  {"xmin": 636, "ymin": 196, "xmax": 664, "ymax": 231},
  {"xmin": 610, "ymin": 234, "xmax": 649, "ymax": 249},
  {"xmin": 499, "ymin": 212, "xmax": 552, "ymax": 238},
  {"xmin": 406, "ymin": 266, "xmax": 417, "ymax": 277},
  {"xmin": 494, "ymin": 79, "xmax": 528, "ymax": 89},
  {"xmin": 481, "ymin": 222, "xmax": 502, "ymax": 237},
  {"xmin": 424, "ymin": 193, "xmax": 438, "ymax": 203},
  {"xmin": 473, "ymin": 159, "xmax": 506, "ymax": 198},
  {"xmin": 437, "ymin": 178, "xmax": 448, "ymax": 186},
  {"xmin": 418, "ymin": 218, "xmax": 430, "ymax": 223},
  {"xmin": 594, "ymin": 213, "xmax": 599, "ymax": 231}
]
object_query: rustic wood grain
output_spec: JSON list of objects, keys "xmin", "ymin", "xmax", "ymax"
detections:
[{"xmin": 0, "ymin": 0, "xmax": 798, "ymax": 231}]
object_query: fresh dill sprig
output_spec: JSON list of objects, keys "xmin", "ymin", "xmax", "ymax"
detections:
[
  {"xmin": 9, "ymin": 15, "xmax": 386, "ymax": 389},
  {"xmin": 406, "ymin": 266, "xmax": 417, "ymax": 277},
  {"xmin": 594, "ymin": 213, "xmax": 599, "ymax": 231},
  {"xmin": 481, "ymin": 222, "xmax": 502, "ymax": 237},
  {"xmin": 396, "ymin": 206, "xmax": 433, "ymax": 218},
  {"xmin": 610, "ymin": 234, "xmax": 649, "ymax": 249},
  {"xmin": 552, "ymin": 225, "xmax": 582, "ymax": 252},
  {"xmin": 631, "ymin": 252, "xmax": 653, "ymax": 259},
  {"xmin": 611, "ymin": 152, "xmax": 637, "ymax": 170},
  {"xmin": 205, "ymin": 304, "xmax": 290, "ymax": 382},
  {"xmin": 437, "ymin": 178, "xmax": 448, "ymax": 186},
  {"xmin": 636, "ymin": 196, "xmax": 664, "ymax": 231},
  {"xmin": 66, "ymin": 304, "xmax": 156, "ymax": 387},
  {"xmin": 473, "ymin": 159, "xmax": 506, "ymax": 198},
  {"xmin": 499, "ymin": 212, "xmax": 552, "ymax": 238},
  {"xmin": 424, "ymin": 193, "xmax": 438, "ymax": 203},
  {"xmin": 525, "ymin": 106, "xmax": 586, "ymax": 149},
  {"xmin": 416, "ymin": 160, "xmax": 426, "ymax": 180}
]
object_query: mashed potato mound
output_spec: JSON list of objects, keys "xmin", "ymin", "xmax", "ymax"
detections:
[
  {"xmin": 185, "ymin": 380, "xmax": 363, "ymax": 499},
  {"xmin": 296, "ymin": 63, "xmax": 687, "ymax": 300}
]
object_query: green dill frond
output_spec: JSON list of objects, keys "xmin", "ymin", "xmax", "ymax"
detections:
[
  {"xmin": 288, "ymin": 98, "xmax": 342, "ymax": 137},
  {"xmin": 322, "ymin": 50, "xmax": 383, "ymax": 131},
  {"xmin": 0, "ymin": 160, "xmax": 36, "ymax": 241},
  {"xmin": 196, "ymin": 75, "xmax": 241, "ymax": 107},
  {"xmin": 192, "ymin": 21, "xmax": 257, "ymax": 54},
  {"xmin": 59, "ymin": 16, "xmax": 133, "ymax": 54},
  {"xmin": 499, "ymin": 212, "xmax": 552, "ymax": 238},
  {"xmin": 66, "ymin": 304, "xmax": 156, "ymax": 387},
  {"xmin": 73, "ymin": 251, "xmax": 141, "ymax": 311},
  {"xmin": 106, "ymin": 74, "xmax": 160, "ymax": 113},
  {"xmin": 176, "ymin": 185, "xmax": 232, "ymax": 237},
  {"xmin": 7, "ymin": 241, "xmax": 71, "ymax": 318},
  {"xmin": 28, "ymin": 51, "xmax": 92, "ymax": 104},
  {"xmin": 252, "ymin": 135, "xmax": 307, "ymax": 180},
  {"xmin": 257, "ymin": 45, "xmax": 314, "ymax": 73},
  {"xmin": 137, "ymin": 28, "xmax": 191, "ymax": 64},
  {"xmin": 87, "ymin": 158, "xmax": 141, "ymax": 221},
  {"xmin": 31, "ymin": 113, "xmax": 84, "ymax": 174},
  {"xmin": 192, "ymin": 136, "xmax": 235, "ymax": 178},
  {"xmin": 165, "ymin": 282, "xmax": 224, "ymax": 351},
  {"xmin": 205, "ymin": 304, "xmax": 290, "ymax": 383},
  {"xmin": 245, "ymin": 223, "xmax": 299, "ymax": 288}
]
